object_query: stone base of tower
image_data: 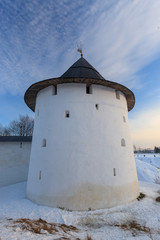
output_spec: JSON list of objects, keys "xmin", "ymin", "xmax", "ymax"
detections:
[{"xmin": 26, "ymin": 180, "xmax": 139, "ymax": 211}]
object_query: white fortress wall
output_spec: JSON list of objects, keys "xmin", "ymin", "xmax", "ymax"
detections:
[
  {"xmin": 27, "ymin": 83, "xmax": 139, "ymax": 210},
  {"xmin": 0, "ymin": 141, "xmax": 31, "ymax": 187}
]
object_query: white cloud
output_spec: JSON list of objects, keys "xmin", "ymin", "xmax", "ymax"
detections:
[
  {"xmin": 80, "ymin": 0, "xmax": 160, "ymax": 88},
  {"xmin": 0, "ymin": 0, "xmax": 160, "ymax": 95}
]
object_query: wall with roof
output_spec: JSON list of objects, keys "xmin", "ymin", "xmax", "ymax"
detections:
[
  {"xmin": 0, "ymin": 141, "xmax": 31, "ymax": 187},
  {"xmin": 26, "ymin": 83, "xmax": 139, "ymax": 210}
]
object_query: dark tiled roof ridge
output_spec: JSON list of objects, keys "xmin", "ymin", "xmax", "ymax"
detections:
[
  {"xmin": 70, "ymin": 65, "xmax": 100, "ymax": 72},
  {"xmin": 60, "ymin": 56, "xmax": 105, "ymax": 80}
]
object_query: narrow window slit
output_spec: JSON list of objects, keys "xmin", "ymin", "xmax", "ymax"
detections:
[
  {"xmin": 55, "ymin": 85, "xmax": 57, "ymax": 95},
  {"xmin": 39, "ymin": 171, "xmax": 41, "ymax": 180},
  {"xmin": 115, "ymin": 90, "xmax": 120, "ymax": 99},
  {"xmin": 95, "ymin": 104, "xmax": 99, "ymax": 110},
  {"xmin": 37, "ymin": 109, "xmax": 39, "ymax": 116},
  {"xmin": 86, "ymin": 85, "xmax": 92, "ymax": 94},
  {"xmin": 20, "ymin": 142, "xmax": 22, "ymax": 148},
  {"xmin": 123, "ymin": 116, "xmax": 126, "ymax": 122},
  {"xmin": 121, "ymin": 138, "xmax": 126, "ymax": 147},
  {"xmin": 42, "ymin": 139, "xmax": 46, "ymax": 147},
  {"xmin": 65, "ymin": 110, "xmax": 70, "ymax": 118},
  {"xmin": 113, "ymin": 168, "xmax": 116, "ymax": 176},
  {"xmin": 52, "ymin": 85, "xmax": 57, "ymax": 95}
]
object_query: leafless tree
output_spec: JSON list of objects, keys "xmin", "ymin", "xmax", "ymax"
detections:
[
  {"xmin": 0, "ymin": 124, "xmax": 4, "ymax": 136},
  {"xmin": 0, "ymin": 124, "xmax": 10, "ymax": 136},
  {"xmin": 8, "ymin": 115, "xmax": 34, "ymax": 136}
]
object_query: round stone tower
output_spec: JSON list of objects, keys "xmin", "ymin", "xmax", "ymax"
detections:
[{"xmin": 24, "ymin": 56, "xmax": 139, "ymax": 210}]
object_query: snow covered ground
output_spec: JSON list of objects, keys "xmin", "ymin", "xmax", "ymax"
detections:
[
  {"xmin": 135, "ymin": 153, "xmax": 160, "ymax": 183},
  {"xmin": 1, "ymin": 154, "xmax": 160, "ymax": 240}
]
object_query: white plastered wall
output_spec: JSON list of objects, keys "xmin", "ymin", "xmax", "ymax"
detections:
[
  {"xmin": 27, "ymin": 83, "xmax": 139, "ymax": 210},
  {"xmin": 0, "ymin": 142, "xmax": 31, "ymax": 187}
]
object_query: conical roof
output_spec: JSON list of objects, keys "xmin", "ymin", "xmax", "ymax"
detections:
[
  {"xmin": 24, "ymin": 56, "xmax": 135, "ymax": 112},
  {"xmin": 61, "ymin": 57, "xmax": 104, "ymax": 80}
]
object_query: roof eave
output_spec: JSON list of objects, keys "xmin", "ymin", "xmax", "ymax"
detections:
[{"xmin": 24, "ymin": 77, "xmax": 135, "ymax": 112}]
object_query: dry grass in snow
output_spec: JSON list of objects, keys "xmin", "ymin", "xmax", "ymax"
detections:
[
  {"xmin": 8, "ymin": 218, "xmax": 80, "ymax": 239},
  {"xmin": 7, "ymin": 218, "xmax": 93, "ymax": 240},
  {"xmin": 113, "ymin": 220, "xmax": 153, "ymax": 238}
]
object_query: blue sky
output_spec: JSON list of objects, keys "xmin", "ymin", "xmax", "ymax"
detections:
[{"xmin": 0, "ymin": 0, "xmax": 160, "ymax": 148}]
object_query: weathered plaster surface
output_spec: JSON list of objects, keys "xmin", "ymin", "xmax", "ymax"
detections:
[
  {"xmin": 27, "ymin": 83, "xmax": 139, "ymax": 210},
  {"xmin": 0, "ymin": 142, "xmax": 31, "ymax": 187},
  {"xmin": 27, "ymin": 181, "xmax": 139, "ymax": 210}
]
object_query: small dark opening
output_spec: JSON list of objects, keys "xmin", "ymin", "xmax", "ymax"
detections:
[
  {"xmin": 52, "ymin": 85, "xmax": 57, "ymax": 95},
  {"xmin": 116, "ymin": 90, "xmax": 120, "ymax": 99},
  {"xmin": 39, "ymin": 171, "xmax": 41, "ymax": 180},
  {"xmin": 42, "ymin": 139, "xmax": 46, "ymax": 147},
  {"xmin": 121, "ymin": 138, "xmax": 126, "ymax": 147},
  {"xmin": 65, "ymin": 111, "xmax": 70, "ymax": 118},
  {"xmin": 86, "ymin": 85, "xmax": 92, "ymax": 94},
  {"xmin": 113, "ymin": 168, "xmax": 116, "ymax": 176},
  {"xmin": 20, "ymin": 142, "xmax": 22, "ymax": 148},
  {"xmin": 55, "ymin": 85, "xmax": 57, "ymax": 95},
  {"xmin": 95, "ymin": 104, "xmax": 99, "ymax": 110}
]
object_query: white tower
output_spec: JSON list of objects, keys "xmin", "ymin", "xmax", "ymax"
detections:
[{"xmin": 25, "ymin": 56, "xmax": 139, "ymax": 210}]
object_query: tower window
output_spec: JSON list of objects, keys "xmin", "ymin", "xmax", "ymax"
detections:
[
  {"xmin": 95, "ymin": 104, "xmax": 99, "ymax": 110},
  {"xmin": 123, "ymin": 116, "xmax": 126, "ymax": 122},
  {"xmin": 55, "ymin": 86, "xmax": 57, "ymax": 95},
  {"xmin": 65, "ymin": 111, "xmax": 70, "ymax": 118},
  {"xmin": 37, "ymin": 109, "xmax": 39, "ymax": 116},
  {"xmin": 113, "ymin": 168, "xmax": 116, "ymax": 176},
  {"xmin": 42, "ymin": 138, "xmax": 46, "ymax": 147},
  {"xmin": 39, "ymin": 171, "xmax": 41, "ymax": 180},
  {"xmin": 116, "ymin": 90, "xmax": 120, "ymax": 99},
  {"xmin": 52, "ymin": 85, "xmax": 57, "ymax": 95},
  {"xmin": 20, "ymin": 142, "xmax": 22, "ymax": 148},
  {"xmin": 121, "ymin": 138, "xmax": 126, "ymax": 147},
  {"xmin": 86, "ymin": 85, "xmax": 92, "ymax": 94}
]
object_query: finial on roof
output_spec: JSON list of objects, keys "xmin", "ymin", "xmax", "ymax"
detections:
[{"xmin": 77, "ymin": 47, "xmax": 83, "ymax": 57}]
